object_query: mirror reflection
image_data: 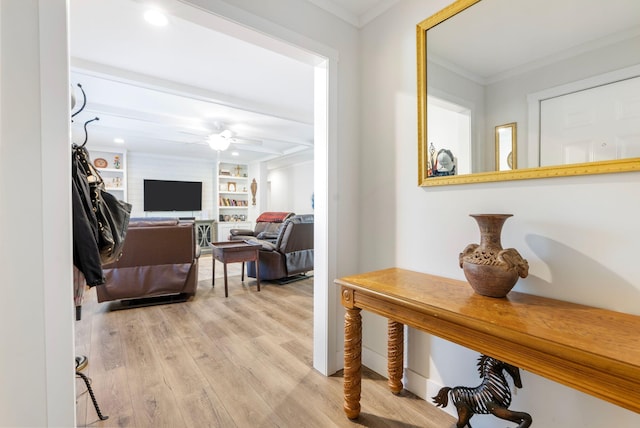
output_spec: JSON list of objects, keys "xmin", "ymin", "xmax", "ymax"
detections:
[
  {"xmin": 495, "ymin": 123, "xmax": 516, "ymax": 171},
  {"xmin": 418, "ymin": 0, "xmax": 640, "ymax": 185}
]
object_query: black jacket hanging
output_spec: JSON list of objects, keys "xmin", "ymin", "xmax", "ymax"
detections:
[{"xmin": 72, "ymin": 146, "xmax": 105, "ymax": 286}]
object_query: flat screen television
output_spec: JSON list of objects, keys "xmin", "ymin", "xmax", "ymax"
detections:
[{"xmin": 143, "ymin": 179, "xmax": 202, "ymax": 212}]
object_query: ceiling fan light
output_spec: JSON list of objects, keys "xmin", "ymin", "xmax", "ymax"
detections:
[
  {"xmin": 220, "ymin": 129, "xmax": 233, "ymax": 139},
  {"xmin": 208, "ymin": 134, "xmax": 231, "ymax": 151}
]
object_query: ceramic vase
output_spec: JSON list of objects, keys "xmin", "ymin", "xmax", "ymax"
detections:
[{"xmin": 458, "ymin": 214, "xmax": 528, "ymax": 298}]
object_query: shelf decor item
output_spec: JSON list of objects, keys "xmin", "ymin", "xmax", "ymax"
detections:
[
  {"xmin": 93, "ymin": 158, "xmax": 108, "ymax": 168},
  {"xmin": 432, "ymin": 354, "xmax": 532, "ymax": 427},
  {"xmin": 113, "ymin": 155, "xmax": 121, "ymax": 169},
  {"xmin": 250, "ymin": 178, "xmax": 257, "ymax": 205},
  {"xmin": 458, "ymin": 214, "xmax": 528, "ymax": 298}
]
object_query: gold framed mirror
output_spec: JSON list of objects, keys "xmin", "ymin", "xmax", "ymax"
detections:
[
  {"xmin": 417, "ymin": 0, "xmax": 640, "ymax": 186},
  {"xmin": 495, "ymin": 123, "xmax": 516, "ymax": 171}
]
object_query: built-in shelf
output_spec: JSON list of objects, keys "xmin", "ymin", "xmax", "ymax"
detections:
[
  {"xmin": 215, "ymin": 162, "xmax": 251, "ymax": 241},
  {"xmin": 216, "ymin": 162, "xmax": 250, "ymax": 225},
  {"xmin": 88, "ymin": 147, "xmax": 127, "ymax": 201}
]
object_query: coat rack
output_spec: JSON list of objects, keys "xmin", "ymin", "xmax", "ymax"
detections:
[
  {"xmin": 71, "ymin": 83, "xmax": 99, "ymax": 148},
  {"xmin": 71, "ymin": 83, "xmax": 109, "ymax": 421}
]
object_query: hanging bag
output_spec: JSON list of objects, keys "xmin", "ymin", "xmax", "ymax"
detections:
[{"xmin": 73, "ymin": 144, "xmax": 132, "ymax": 264}]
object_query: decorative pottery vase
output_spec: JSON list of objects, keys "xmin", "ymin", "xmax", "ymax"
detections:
[{"xmin": 459, "ymin": 214, "xmax": 528, "ymax": 298}]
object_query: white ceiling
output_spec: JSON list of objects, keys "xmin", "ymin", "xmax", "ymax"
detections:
[
  {"xmin": 69, "ymin": 0, "xmax": 392, "ymax": 165},
  {"xmin": 427, "ymin": 0, "xmax": 640, "ymax": 84},
  {"xmin": 307, "ymin": 0, "xmax": 399, "ymax": 27}
]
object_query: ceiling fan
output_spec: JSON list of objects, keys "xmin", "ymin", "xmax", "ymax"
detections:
[
  {"xmin": 207, "ymin": 129, "xmax": 234, "ymax": 151},
  {"xmin": 181, "ymin": 122, "xmax": 263, "ymax": 151}
]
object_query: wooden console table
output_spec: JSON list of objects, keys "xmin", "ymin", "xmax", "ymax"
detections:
[{"xmin": 335, "ymin": 268, "xmax": 640, "ymax": 419}]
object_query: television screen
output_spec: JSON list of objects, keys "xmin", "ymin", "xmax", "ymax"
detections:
[{"xmin": 143, "ymin": 179, "xmax": 202, "ymax": 212}]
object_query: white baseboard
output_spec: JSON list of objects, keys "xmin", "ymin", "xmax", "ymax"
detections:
[
  {"xmin": 404, "ymin": 367, "xmax": 428, "ymax": 399},
  {"xmin": 335, "ymin": 347, "xmax": 456, "ymax": 418},
  {"xmin": 362, "ymin": 346, "xmax": 388, "ymax": 375}
]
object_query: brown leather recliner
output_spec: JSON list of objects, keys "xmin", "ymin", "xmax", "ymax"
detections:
[
  {"xmin": 229, "ymin": 211, "xmax": 294, "ymax": 242},
  {"xmin": 96, "ymin": 219, "xmax": 200, "ymax": 303},
  {"xmin": 246, "ymin": 214, "xmax": 313, "ymax": 281}
]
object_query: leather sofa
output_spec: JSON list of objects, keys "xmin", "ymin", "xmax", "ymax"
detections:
[
  {"xmin": 96, "ymin": 218, "xmax": 200, "ymax": 303},
  {"xmin": 229, "ymin": 211, "xmax": 294, "ymax": 242},
  {"xmin": 246, "ymin": 214, "xmax": 313, "ymax": 281}
]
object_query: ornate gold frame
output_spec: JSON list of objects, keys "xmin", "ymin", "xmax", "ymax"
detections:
[
  {"xmin": 416, "ymin": 0, "xmax": 640, "ymax": 186},
  {"xmin": 495, "ymin": 122, "xmax": 517, "ymax": 171}
]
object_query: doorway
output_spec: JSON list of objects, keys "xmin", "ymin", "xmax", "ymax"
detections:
[
  {"xmin": 427, "ymin": 95, "xmax": 472, "ymax": 174},
  {"xmin": 68, "ymin": 0, "xmax": 336, "ymax": 391}
]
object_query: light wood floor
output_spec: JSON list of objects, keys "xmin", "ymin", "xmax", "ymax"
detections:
[{"xmin": 75, "ymin": 254, "xmax": 455, "ymax": 427}]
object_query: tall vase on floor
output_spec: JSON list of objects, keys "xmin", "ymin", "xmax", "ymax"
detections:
[{"xmin": 459, "ymin": 214, "xmax": 528, "ymax": 298}]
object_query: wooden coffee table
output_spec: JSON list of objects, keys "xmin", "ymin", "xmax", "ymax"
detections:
[{"xmin": 209, "ymin": 241, "xmax": 261, "ymax": 298}]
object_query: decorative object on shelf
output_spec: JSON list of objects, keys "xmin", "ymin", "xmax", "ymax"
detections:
[
  {"xmin": 428, "ymin": 142, "xmax": 436, "ymax": 174},
  {"xmin": 227, "ymin": 182, "xmax": 236, "ymax": 192},
  {"xmin": 432, "ymin": 354, "xmax": 532, "ymax": 428},
  {"xmin": 427, "ymin": 143, "xmax": 457, "ymax": 177},
  {"xmin": 250, "ymin": 178, "xmax": 257, "ymax": 205},
  {"xmin": 93, "ymin": 158, "xmax": 107, "ymax": 168},
  {"xmin": 459, "ymin": 214, "xmax": 528, "ymax": 298},
  {"xmin": 435, "ymin": 148, "xmax": 456, "ymax": 175},
  {"xmin": 113, "ymin": 155, "xmax": 121, "ymax": 169}
]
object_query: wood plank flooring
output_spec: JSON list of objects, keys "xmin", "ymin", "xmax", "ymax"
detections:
[{"xmin": 75, "ymin": 255, "xmax": 455, "ymax": 427}]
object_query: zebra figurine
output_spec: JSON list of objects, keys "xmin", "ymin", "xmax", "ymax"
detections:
[{"xmin": 432, "ymin": 354, "xmax": 532, "ymax": 428}]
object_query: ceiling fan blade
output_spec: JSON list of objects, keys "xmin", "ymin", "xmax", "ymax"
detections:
[
  {"xmin": 230, "ymin": 136, "xmax": 262, "ymax": 146},
  {"xmin": 177, "ymin": 129, "xmax": 212, "ymax": 137}
]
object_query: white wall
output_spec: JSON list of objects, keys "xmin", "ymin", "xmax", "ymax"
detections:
[
  {"xmin": 124, "ymin": 151, "xmax": 216, "ymax": 219},
  {"xmin": 485, "ymin": 35, "xmax": 640, "ymax": 169},
  {"xmin": 122, "ymin": 151, "xmax": 313, "ymax": 220},
  {"xmin": 0, "ymin": 1, "xmax": 75, "ymax": 426},
  {"xmin": 360, "ymin": 1, "xmax": 640, "ymax": 427},
  {"xmin": 267, "ymin": 160, "xmax": 314, "ymax": 214}
]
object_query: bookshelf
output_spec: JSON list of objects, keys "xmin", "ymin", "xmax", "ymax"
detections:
[{"xmin": 217, "ymin": 162, "xmax": 251, "ymax": 240}]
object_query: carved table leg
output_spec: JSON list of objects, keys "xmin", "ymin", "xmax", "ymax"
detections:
[
  {"xmin": 388, "ymin": 320, "xmax": 404, "ymax": 394},
  {"xmin": 344, "ymin": 307, "xmax": 362, "ymax": 419}
]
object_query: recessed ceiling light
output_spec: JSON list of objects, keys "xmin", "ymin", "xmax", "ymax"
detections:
[
  {"xmin": 231, "ymin": 151, "xmax": 239, "ymax": 156},
  {"xmin": 113, "ymin": 137, "xmax": 125, "ymax": 144},
  {"xmin": 144, "ymin": 9, "xmax": 168, "ymax": 26}
]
